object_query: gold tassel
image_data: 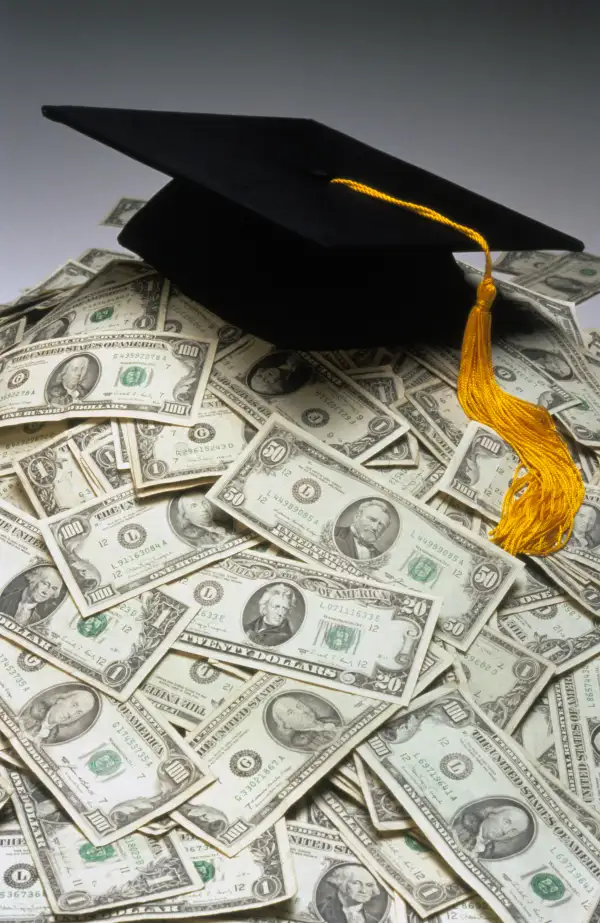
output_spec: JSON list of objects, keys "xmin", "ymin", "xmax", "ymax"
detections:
[{"xmin": 329, "ymin": 177, "xmax": 585, "ymax": 556}]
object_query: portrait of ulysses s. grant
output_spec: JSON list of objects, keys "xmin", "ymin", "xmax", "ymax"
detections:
[{"xmin": 333, "ymin": 497, "xmax": 400, "ymax": 561}]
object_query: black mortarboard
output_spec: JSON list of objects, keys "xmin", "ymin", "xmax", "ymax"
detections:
[{"xmin": 41, "ymin": 105, "xmax": 583, "ymax": 348}]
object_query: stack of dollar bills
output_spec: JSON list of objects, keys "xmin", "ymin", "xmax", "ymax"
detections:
[{"xmin": 0, "ymin": 198, "xmax": 599, "ymax": 923}]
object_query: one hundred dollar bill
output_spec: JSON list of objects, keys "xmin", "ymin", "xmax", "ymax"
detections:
[
  {"xmin": 40, "ymin": 484, "xmax": 258, "ymax": 616},
  {"xmin": 173, "ymin": 550, "xmax": 440, "ymax": 706},
  {"xmin": 437, "ymin": 423, "xmax": 515, "ymax": 522},
  {"xmin": 126, "ymin": 397, "xmax": 253, "ymax": 490},
  {"xmin": 141, "ymin": 652, "xmax": 248, "ymax": 731},
  {"xmin": 452, "ymin": 625, "xmax": 555, "ymax": 733},
  {"xmin": 9, "ymin": 768, "xmax": 199, "ymax": 915},
  {"xmin": 0, "ymin": 331, "xmax": 217, "ymax": 427},
  {"xmin": 551, "ymin": 659, "xmax": 600, "ymax": 809},
  {"xmin": 281, "ymin": 821, "xmax": 397, "ymax": 923},
  {"xmin": 497, "ymin": 597, "xmax": 600, "ymax": 674},
  {"xmin": 353, "ymin": 753, "xmax": 413, "ymax": 832},
  {"xmin": 0, "ymin": 420, "xmax": 68, "ymax": 476},
  {"xmin": 0, "ymin": 634, "xmax": 212, "ymax": 844},
  {"xmin": 100, "ymin": 197, "xmax": 147, "ymax": 228},
  {"xmin": 20, "ymin": 274, "xmax": 168, "ymax": 345},
  {"xmin": 209, "ymin": 339, "xmax": 409, "ymax": 462},
  {"xmin": 315, "ymin": 787, "xmax": 470, "ymax": 917},
  {"xmin": 173, "ymin": 672, "xmax": 397, "ymax": 855},
  {"xmin": 359, "ymin": 685, "xmax": 600, "ymax": 923},
  {"xmin": 164, "ymin": 286, "xmax": 245, "ymax": 356},
  {"xmin": 0, "ymin": 505, "xmax": 198, "ymax": 697},
  {"xmin": 14, "ymin": 424, "xmax": 98, "ymax": 517},
  {"xmin": 206, "ymin": 416, "xmax": 523, "ymax": 650}
]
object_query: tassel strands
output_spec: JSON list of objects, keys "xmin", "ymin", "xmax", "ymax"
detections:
[{"xmin": 329, "ymin": 177, "xmax": 585, "ymax": 556}]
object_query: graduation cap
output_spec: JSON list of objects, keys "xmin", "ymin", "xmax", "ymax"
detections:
[
  {"xmin": 41, "ymin": 105, "xmax": 582, "ymax": 349},
  {"xmin": 42, "ymin": 104, "xmax": 585, "ymax": 559}
]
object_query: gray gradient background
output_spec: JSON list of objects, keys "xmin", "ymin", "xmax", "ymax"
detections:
[{"xmin": 2, "ymin": 1, "xmax": 599, "ymax": 325}]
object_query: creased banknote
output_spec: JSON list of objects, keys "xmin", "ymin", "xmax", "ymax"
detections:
[
  {"xmin": 207, "ymin": 416, "xmax": 523, "ymax": 650},
  {"xmin": 173, "ymin": 672, "xmax": 397, "ymax": 856},
  {"xmin": 359, "ymin": 685, "xmax": 600, "ymax": 923}
]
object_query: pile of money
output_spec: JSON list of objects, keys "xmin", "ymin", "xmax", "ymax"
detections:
[{"xmin": 0, "ymin": 200, "xmax": 599, "ymax": 923}]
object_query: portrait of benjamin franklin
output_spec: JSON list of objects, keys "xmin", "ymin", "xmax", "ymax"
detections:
[
  {"xmin": 0, "ymin": 564, "xmax": 66, "ymax": 627},
  {"xmin": 333, "ymin": 498, "xmax": 399, "ymax": 561},
  {"xmin": 45, "ymin": 353, "xmax": 100, "ymax": 407},
  {"xmin": 315, "ymin": 862, "xmax": 389, "ymax": 923},
  {"xmin": 451, "ymin": 797, "xmax": 535, "ymax": 860},
  {"xmin": 246, "ymin": 350, "xmax": 312, "ymax": 397},
  {"xmin": 18, "ymin": 682, "xmax": 101, "ymax": 746},
  {"xmin": 242, "ymin": 581, "xmax": 305, "ymax": 647},
  {"xmin": 168, "ymin": 490, "xmax": 234, "ymax": 549},
  {"xmin": 264, "ymin": 691, "xmax": 343, "ymax": 752}
]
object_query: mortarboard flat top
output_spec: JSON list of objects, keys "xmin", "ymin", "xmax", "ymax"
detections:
[{"xmin": 41, "ymin": 105, "xmax": 584, "ymax": 348}]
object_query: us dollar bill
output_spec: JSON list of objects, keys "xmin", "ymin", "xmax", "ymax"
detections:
[
  {"xmin": 100, "ymin": 197, "xmax": 147, "ymax": 228},
  {"xmin": 0, "ymin": 808, "xmax": 54, "ymax": 920},
  {"xmin": 76, "ymin": 248, "xmax": 139, "ymax": 272},
  {"xmin": 0, "ymin": 316, "xmax": 27, "ymax": 353},
  {"xmin": 209, "ymin": 338, "xmax": 409, "ymax": 463},
  {"xmin": 560, "ymin": 486, "xmax": 600, "ymax": 577},
  {"xmin": 452, "ymin": 625, "xmax": 555, "ymax": 733},
  {"xmin": 164, "ymin": 286, "xmax": 245, "ymax": 356},
  {"xmin": 0, "ymin": 506, "xmax": 198, "ymax": 697},
  {"xmin": 518, "ymin": 251, "xmax": 600, "ymax": 305},
  {"xmin": 281, "ymin": 821, "xmax": 403, "ymax": 923},
  {"xmin": 22, "ymin": 260, "xmax": 95, "ymax": 298},
  {"xmin": 9, "ymin": 768, "xmax": 199, "ymax": 915},
  {"xmin": 371, "ymin": 440, "xmax": 446, "ymax": 502},
  {"xmin": 365, "ymin": 433, "xmax": 420, "ymax": 469},
  {"xmin": 0, "ymin": 474, "xmax": 36, "ymax": 517},
  {"xmin": 0, "ymin": 634, "xmax": 212, "ymax": 844},
  {"xmin": 79, "ymin": 433, "xmax": 133, "ymax": 493},
  {"xmin": 40, "ymin": 484, "xmax": 257, "ymax": 616},
  {"xmin": 359, "ymin": 685, "xmax": 600, "ymax": 923},
  {"xmin": 493, "ymin": 250, "xmax": 559, "ymax": 278},
  {"xmin": 409, "ymin": 341, "xmax": 580, "ymax": 416},
  {"xmin": 353, "ymin": 753, "xmax": 413, "ymax": 832},
  {"xmin": 413, "ymin": 641, "xmax": 454, "ymax": 697},
  {"xmin": 0, "ymin": 420, "xmax": 68, "ymax": 476},
  {"xmin": 405, "ymin": 898, "xmax": 501, "ymax": 921},
  {"xmin": 535, "ymin": 552, "xmax": 600, "ymax": 619},
  {"xmin": 551, "ymin": 659, "xmax": 600, "ymax": 809},
  {"xmin": 437, "ymin": 424, "xmax": 516, "ymax": 522},
  {"xmin": 20, "ymin": 274, "xmax": 168, "ymax": 346},
  {"xmin": 348, "ymin": 365, "xmax": 405, "ymax": 408},
  {"xmin": 0, "ymin": 331, "xmax": 217, "ymax": 427},
  {"xmin": 497, "ymin": 596, "xmax": 600, "ymax": 674},
  {"xmin": 207, "ymin": 415, "xmax": 523, "ymax": 651},
  {"xmin": 126, "ymin": 397, "xmax": 253, "ymax": 490},
  {"xmin": 173, "ymin": 672, "xmax": 397, "ymax": 856},
  {"xmin": 315, "ymin": 787, "xmax": 470, "ymax": 917},
  {"xmin": 512, "ymin": 691, "xmax": 560, "ymax": 779},
  {"xmin": 498, "ymin": 562, "xmax": 564, "ymax": 615},
  {"xmin": 141, "ymin": 652, "xmax": 248, "ymax": 731},
  {"xmin": 14, "ymin": 424, "xmax": 98, "ymax": 517},
  {"xmin": 394, "ymin": 399, "xmax": 454, "ymax": 464},
  {"xmin": 173, "ymin": 550, "xmax": 440, "ymax": 706},
  {"xmin": 407, "ymin": 377, "xmax": 469, "ymax": 453}
]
